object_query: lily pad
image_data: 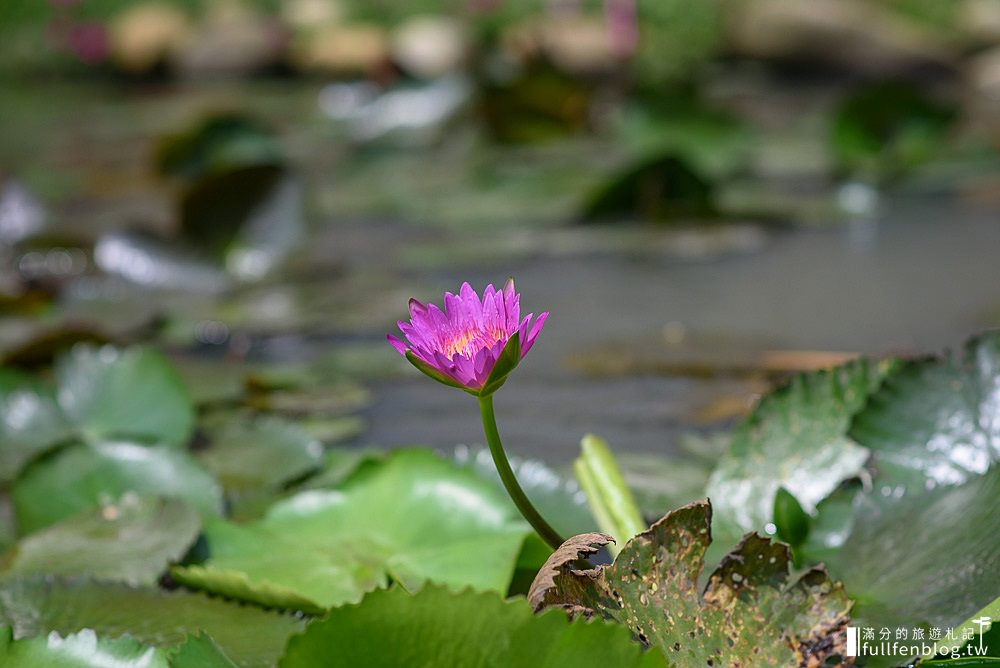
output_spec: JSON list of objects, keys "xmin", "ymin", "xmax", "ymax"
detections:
[
  {"xmin": 529, "ymin": 500, "xmax": 851, "ymax": 666},
  {"xmin": 0, "ymin": 577, "xmax": 303, "ymax": 668},
  {"xmin": 197, "ymin": 415, "xmax": 324, "ymax": 493},
  {"xmin": 56, "ymin": 345, "xmax": 194, "ymax": 448},
  {"xmin": 827, "ymin": 466, "xmax": 1000, "ymax": 632},
  {"xmin": 173, "ymin": 449, "xmax": 530, "ymax": 610},
  {"xmin": 0, "ymin": 627, "xmax": 167, "ymax": 668},
  {"xmin": 1, "ymin": 497, "xmax": 201, "ymax": 585},
  {"xmin": 278, "ymin": 585, "xmax": 662, "ymax": 668},
  {"xmin": 12, "ymin": 441, "xmax": 222, "ymax": 534},
  {"xmin": 850, "ymin": 332, "xmax": 1000, "ymax": 493},
  {"xmin": 707, "ymin": 358, "xmax": 895, "ymax": 546},
  {"xmin": 0, "ymin": 373, "xmax": 72, "ymax": 482}
]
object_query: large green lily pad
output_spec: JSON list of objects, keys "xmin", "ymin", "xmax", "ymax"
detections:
[
  {"xmin": 0, "ymin": 373, "xmax": 72, "ymax": 482},
  {"xmin": 707, "ymin": 358, "xmax": 895, "ymax": 544},
  {"xmin": 279, "ymin": 585, "xmax": 662, "ymax": 668},
  {"xmin": 56, "ymin": 345, "xmax": 194, "ymax": 448},
  {"xmin": 0, "ymin": 346, "xmax": 194, "ymax": 483},
  {"xmin": 827, "ymin": 466, "xmax": 1000, "ymax": 633},
  {"xmin": 529, "ymin": 501, "xmax": 851, "ymax": 667},
  {"xmin": 173, "ymin": 449, "xmax": 530, "ymax": 610},
  {"xmin": 850, "ymin": 332, "xmax": 1000, "ymax": 493},
  {"xmin": 0, "ymin": 577, "xmax": 303, "ymax": 668},
  {"xmin": 12, "ymin": 441, "xmax": 223, "ymax": 534},
  {"xmin": 1, "ymin": 497, "xmax": 201, "ymax": 585}
]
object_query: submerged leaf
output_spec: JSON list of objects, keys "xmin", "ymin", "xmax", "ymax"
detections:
[
  {"xmin": 530, "ymin": 501, "xmax": 851, "ymax": 666},
  {"xmin": 278, "ymin": 585, "xmax": 661, "ymax": 668}
]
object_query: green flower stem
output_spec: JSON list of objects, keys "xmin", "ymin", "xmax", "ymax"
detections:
[{"xmin": 479, "ymin": 395, "xmax": 564, "ymax": 550}]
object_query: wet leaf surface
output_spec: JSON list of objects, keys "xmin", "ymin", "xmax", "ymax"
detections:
[
  {"xmin": 707, "ymin": 358, "xmax": 896, "ymax": 547},
  {"xmin": 530, "ymin": 500, "xmax": 851, "ymax": 667},
  {"xmin": 850, "ymin": 332, "xmax": 1000, "ymax": 494},
  {"xmin": 0, "ymin": 577, "xmax": 303, "ymax": 668},
  {"xmin": 827, "ymin": 466, "xmax": 1000, "ymax": 633},
  {"xmin": 279, "ymin": 585, "xmax": 663, "ymax": 668}
]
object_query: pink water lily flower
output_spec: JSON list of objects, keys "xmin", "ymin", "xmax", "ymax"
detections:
[{"xmin": 388, "ymin": 280, "xmax": 548, "ymax": 395}]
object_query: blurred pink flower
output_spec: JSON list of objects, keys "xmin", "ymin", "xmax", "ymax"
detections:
[{"xmin": 388, "ymin": 280, "xmax": 547, "ymax": 395}]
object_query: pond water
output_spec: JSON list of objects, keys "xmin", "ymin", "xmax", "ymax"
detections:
[
  {"xmin": 368, "ymin": 194, "xmax": 1000, "ymax": 461},
  {"xmin": 3, "ymin": 82, "xmax": 999, "ymax": 464}
]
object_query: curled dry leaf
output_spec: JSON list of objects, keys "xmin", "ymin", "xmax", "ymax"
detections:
[{"xmin": 530, "ymin": 500, "xmax": 852, "ymax": 668}]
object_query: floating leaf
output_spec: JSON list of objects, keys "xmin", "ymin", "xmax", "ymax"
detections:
[
  {"xmin": 278, "ymin": 585, "xmax": 661, "ymax": 668},
  {"xmin": 173, "ymin": 449, "xmax": 529, "ymax": 610},
  {"xmin": 1, "ymin": 497, "xmax": 201, "ymax": 585},
  {"xmin": 707, "ymin": 358, "xmax": 895, "ymax": 547},
  {"xmin": 0, "ymin": 627, "xmax": 167, "ymax": 668},
  {"xmin": 530, "ymin": 501, "xmax": 851, "ymax": 666},
  {"xmin": 0, "ymin": 373, "xmax": 72, "ymax": 482},
  {"xmin": 56, "ymin": 345, "xmax": 195, "ymax": 448},
  {"xmin": 12, "ymin": 441, "xmax": 222, "ymax": 534},
  {"xmin": 0, "ymin": 577, "xmax": 303, "ymax": 668},
  {"xmin": 827, "ymin": 466, "xmax": 1000, "ymax": 633},
  {"xmin": 850, "ymin": 332, "xmax": 1000, "ymax": 494},
  {"xmin": 197, "ymin": 415, "xmax": 324, "ymax": 493}
]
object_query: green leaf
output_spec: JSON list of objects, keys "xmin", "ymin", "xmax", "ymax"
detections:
[
  {"xmin": 56, "ymin": 345, "xmax": 195, "ymax": 448},
  {"xmin": 573, "ymin": 434, "xmax": 645, "ymax": 556},
  {"xmin": 167, "ymin": 634, "xmax": 238, "ymax": 668},
  {"xmin": 0, "ymin": 577, "xmax": 303, "ymax": 668},
  {"xmin": 530, "ymin": 500, "xmax": 851, "ymax": 666},
  {"xmin": 173, "ymin": 449, "xmax": 529, "ymax": 610},
  {"xmin": 706, "ymin": 358, "xmax": 895, "ymax": 544},
  {"xmin": 0, "ymin": 627, "xmax": 168, "ymax": 668},
  {"xmin": 772, "ymin": 487, "xmax": 810, "ymax": 549},
  {"xmin": 1, "ymin": 497, "xmax": 201, "ymax": 585},
  {"xmin": 827, "ymin": 466, "xmax": 1000, "ymax": 633},
  {"xmin": 0, "ymin": 375, "xmax": 72, "ymax": 482},
  {"xmin": 197, "ymin": 415, "xmax": 324, "ymax": 492},
  {"xmin": 12, "ymin": 441, "xmax": 223, "ymax": 534},
  {"xmin": 278, "ymin": 585, "xmax": 662, "ymax": 668},
  {"xmin": 850, "ymin": 333, "xmax": 1000, "ymax": 494}
]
